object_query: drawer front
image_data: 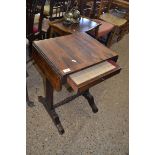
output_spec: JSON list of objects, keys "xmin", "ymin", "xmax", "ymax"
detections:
[{"xmin": 67, "ymin": 60, "xmax": 121, "ymax": 93}]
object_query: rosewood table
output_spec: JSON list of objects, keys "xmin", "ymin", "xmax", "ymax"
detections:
[
  {"xmin": 32, "ymin": 32, "xmax": 121, "ymax": 134},
  {"xmin": 48, "ymin": 16, "xmax": 101, "ymax": 38}
]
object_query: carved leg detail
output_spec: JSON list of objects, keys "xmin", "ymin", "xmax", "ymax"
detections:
[
  {"xmin": 51, "ymin": 109, "xmax": 65, "ymax": 135},
  {"xmin": 83, "ymin": 90, "xmax": 98, "ymax": 113}
]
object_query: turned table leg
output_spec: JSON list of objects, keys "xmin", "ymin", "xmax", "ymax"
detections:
[
  {"xmin": 83, "ymin": 89, "xmax": 98, "ymax": 113},
  {"xmin": 38, "ymin": 78, "xmax": 64, "ymax": 135}
]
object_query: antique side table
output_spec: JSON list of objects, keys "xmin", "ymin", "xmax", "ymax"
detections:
[
  {"xmin": 32, "ymin": 32, "xmax": 121, "ymax": 134},
  {"xmin": 48, "ymin": 16, "xmax": 101, "ymax": 38}
]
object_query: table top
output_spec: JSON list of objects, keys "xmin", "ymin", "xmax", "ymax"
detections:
[
  {"xmin": 49, "ymin": 17, "xmax": 101, "ymax": 34},
  {"xmin": 33, "ymin": 32, "xmax": 118, "ymax": 78}
]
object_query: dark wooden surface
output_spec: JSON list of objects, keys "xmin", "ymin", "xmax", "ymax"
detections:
[
  {"xmin": 32, "ymin": 48, "xmax": 62, "ymax": 91},
  {"xmin": 33, "ymin": 32, "xmax": 118, "ymax": 79},
  {"xmin": 49, "ymin": 17, "xmax": 101, "ymax": 34}
]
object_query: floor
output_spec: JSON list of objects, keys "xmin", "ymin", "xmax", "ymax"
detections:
[{"xmin": 26, "ymin": 34, "xmax": 129, "ymax": 155}]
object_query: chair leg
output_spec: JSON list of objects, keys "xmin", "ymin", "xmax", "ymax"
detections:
[
  {"xmin": 26, "ymin": 71, "xmax": 34, "ymax": 107},
  {"xmin": 26, "ymin": 85, "xmax": 35, "ymax": 107},
  {"xmin": 41, "ymin": 31, "xmax": 47, "ymax": 39},
  {"xmin": 46, "ymin": 27, "xmax": 51, "ymax": 39},
  {"xmin": 106, "ymin": 28, "xmax": 116, "ymax": 47},
  {"xmin": 117, "ymin": 27, "xmax": 125, "ymax": 42},
  {"xmin": 117, "ymin": 22, "xmax": 129, "ymax": 41},
  {"xmin": 28, "ymin": 41, "xmax": 33, "ymax": 57}
]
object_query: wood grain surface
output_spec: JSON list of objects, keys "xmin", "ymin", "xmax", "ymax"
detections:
[
  {"xmin": 32, "ymin": 48, "xmax": 62, "ymax": 91},
  {"xmin": 33, "ymin": 32, "xmax": 118, "ymax": 78}
]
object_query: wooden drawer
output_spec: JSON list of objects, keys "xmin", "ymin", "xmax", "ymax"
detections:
[{"xmin": 67, "ymin": 60, "xmax": 121, "ymax": 93}]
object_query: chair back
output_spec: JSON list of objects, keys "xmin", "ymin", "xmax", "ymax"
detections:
[
  {"xmin": 49, "ymin": 0, "xmax": 76, "ymax": 21},
  {"xmin": 78, "ymin": 0, "xmax": 108, "ymax": 18},
  {"xmin": 26, "ymin": 0, "xmax": 46, "ymax": 39}
]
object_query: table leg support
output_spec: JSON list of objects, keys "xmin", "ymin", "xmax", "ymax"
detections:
[
  {"xmin": 51, "ymin": 109, "xmax": 64, "ymax": 135},
  {"xmin": 83, "ymin": 90, "xmax": 98, "ymax": 113},
  {"xmin": 38, "ymin": 78, "xmax": 64, "ymax": 135},
  {"xmin": 38, "ymin": 81, "xmax": 98, "ymax": 134}
]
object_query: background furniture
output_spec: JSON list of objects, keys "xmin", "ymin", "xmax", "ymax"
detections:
[
  {"xmin": 32, "ymin": 33, "xmax": 121, "ymax": 134},
  {"xmin": 26, "ymin": 39, "xmax": 34, "ymax": 107},
  {"xmin": 78, "ymin": 0, "xmax": 115, "ymax": 46},
  {"xmin": 26, "ymin": 0, "xmax": 48, "ymax": 55},
  {"xmin": 26, "ymin": 72, "xmax": 34, "ymax": 107},
  {"xmin": 79, "ymin": 0, "xmax": 129, "ymax": 46},
  {"xmin": 26, "ymin": 0, "xmax": 47, "ymax": 106},
  {"xmin": 49, "ymin": 0, "xmax": 76, "ymax": 21},
  {"xmin": 98, "ymin": 0, "xmax": 129, "ymax": 44},
  {"xmin": 26, "ymin": 0, "xmax": 46, "ymax": 39},
  {"xmin": 48, "ymin": 16, "xmax": 101, "ymax": 38},
  {"xmin": 78, "ymin": 0, "xmax": 110, "ymax": 18},
  {"xmin": 45, "ymin": 0, "xmax": 76, "ymax": 37},
  {"xmin": 42, "ymin": 0, "xmax": 77, "ymax": 21}
]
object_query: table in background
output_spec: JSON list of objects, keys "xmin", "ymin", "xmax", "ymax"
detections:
[{"xmin": 48, "ymin": 16, "xmax": 101, "ymax": 38}]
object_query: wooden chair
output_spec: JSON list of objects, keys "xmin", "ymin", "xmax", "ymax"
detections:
[
  {"xmin": 26, "ymin": 39, "xmax": 35, "ymax": 107},
  {"xmin": 26, "ymin": 0, "xmax": 48, "ymax": 55},
  {"xmin": 26, "ymin": 0, "xmax": 48, "ymax": 106},
  {"xmin": 26, "ymin": 0, "xmax": 46, "ymax": 38},
  {"xmin": 78, "ymin": 0, "xmax": 93, "ymax": 17},
  {"xmin": 80, "ymin": 0, "xmax": 115, "ymax": 46},
  {"xmin": 78, "ymin": 0, "xmax": 110, "ymax": 18},
  {"xmin": 98, "ymin": 0, "xmax": 129, "ymax": 45}
]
